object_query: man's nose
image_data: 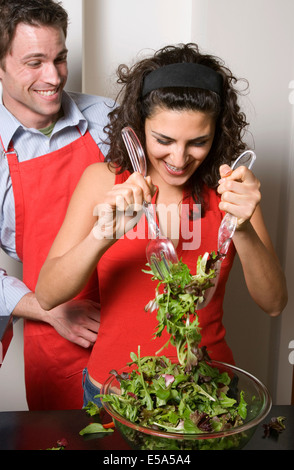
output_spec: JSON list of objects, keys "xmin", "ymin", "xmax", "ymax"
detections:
[{"xmin": 43, "ymin": 63, "xmax": 61, "ymax": 85}]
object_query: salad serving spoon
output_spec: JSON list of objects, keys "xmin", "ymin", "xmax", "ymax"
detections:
[
  {"xmin": 121, "ymin": 126, "xmax": 179, "ymax": 279},
  {"xmin": 197, "ymin": 150, "xmax": 256, "ymax": 309}
]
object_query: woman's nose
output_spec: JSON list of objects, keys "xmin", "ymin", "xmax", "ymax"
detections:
[{"xmin": 170, "ymin": 145, "xmax": 187, "ymax": 167}]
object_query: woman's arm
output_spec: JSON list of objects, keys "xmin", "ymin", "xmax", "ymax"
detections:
[
  {"xmin": 233, "ymin": 206, "xmax": 287, "ymax": 316},
  {"xmin": 35, "ymin": 163, "xmax": 153, "ymax": 310},
  {"xmin": 218, "ymin": 165, "xmax": 288, "ymax": 317}
]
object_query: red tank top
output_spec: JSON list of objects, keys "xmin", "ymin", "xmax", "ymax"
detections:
[{"xmin": 87, "ymin": 171, "xmax": 236, "ymax": 384}]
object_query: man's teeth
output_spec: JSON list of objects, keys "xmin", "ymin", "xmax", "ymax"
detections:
[{"xmin": 37, "ymin": 90, "xmax": 57, "ymax": 96}]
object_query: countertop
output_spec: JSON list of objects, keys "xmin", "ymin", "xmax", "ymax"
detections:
[{"xmin": 0, "ymin": 405, "xmax": 293, "ymax": 454}]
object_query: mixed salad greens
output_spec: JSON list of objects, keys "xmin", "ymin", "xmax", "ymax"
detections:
[
  {"xmin": 103, "ymin": 351, "xmax": 247, "ymax": 434},
  {"xmin": 99, "ymin": 252, "xmax": 248, "ymax": 437},
  {"xmin": 143, "ymin": 253, "xmax": 220, "ymax": 371}
]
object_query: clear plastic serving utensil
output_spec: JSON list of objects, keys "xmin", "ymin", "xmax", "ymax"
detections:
[
  {"xmin": 197, "ymin": 150, "xmax": 256, "ymax": 309},
  {"xmin": 218, "ymin": 150, "xmax": 256, "ymax": 256},
  {"xmin": 121, "ymin": 127, "xmax": 178, "ymax": 279}
]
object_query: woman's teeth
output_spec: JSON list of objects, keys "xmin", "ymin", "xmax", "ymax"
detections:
[{"xmin": 165, "ymin": 161, "xmax": 185, "ymax": 172}]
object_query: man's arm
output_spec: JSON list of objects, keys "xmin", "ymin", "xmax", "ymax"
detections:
[
  {"xmin": 0, "ymin": 267, "xmax": 31, "ymax": 317},
  {"xmin": 12, "ymin": 292, "xmax": 100, "ymax": 348},
  {"xmin": 0, "ymin": 266, "xmax": 100, "ymax": 348}
]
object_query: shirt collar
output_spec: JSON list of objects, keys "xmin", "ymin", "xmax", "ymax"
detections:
[
  {"xmin": 0, "ymin": 102, "xmax": 22, "ymax": 152},
  {"xmin": 54, "ymin": 91, "xmax": 88, "ymax": 135},
  {"xmin": 0, "ymin": 90, "xmax": 88, "ymax": 151}
]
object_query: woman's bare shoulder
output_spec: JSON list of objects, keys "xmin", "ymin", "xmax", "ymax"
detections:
[
  {"xmin": 82, "ymin": 161, "xmax": 116, "ymax": 183},
  {"xmin": 77, "ymin": 162, "xmax": 116, "ymax": 195}
]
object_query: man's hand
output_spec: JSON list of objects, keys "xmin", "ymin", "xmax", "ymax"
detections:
[
  {"xmin": 13, "ymin": 293, "xmax": 100, "ymax": 348},
  {"xmin": 47, "ymin": 299, "xmax": 101, "ymax": 348}
]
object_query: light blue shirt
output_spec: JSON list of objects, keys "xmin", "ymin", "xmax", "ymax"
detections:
[{"xmin": 0, "ymin": 90, "xmax": 114, "ymax": 316}]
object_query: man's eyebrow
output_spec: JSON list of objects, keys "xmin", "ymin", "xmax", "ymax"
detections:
[{"xmin": 22, "ymin": 48, "xmax": 68, "ymax": 60}]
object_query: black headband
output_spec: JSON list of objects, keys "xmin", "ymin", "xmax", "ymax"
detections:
[{"xmin": 141, "ymin": 63, "xmax": 223, "ymax": 97}]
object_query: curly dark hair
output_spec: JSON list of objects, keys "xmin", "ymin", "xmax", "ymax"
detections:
[
  {"xmin": 0, "ymin": 0, "xmax": 68, "ymax": 69},
  {"xmin": 106, "ymin": 43, "xmax": 249, "ymax": 206}
]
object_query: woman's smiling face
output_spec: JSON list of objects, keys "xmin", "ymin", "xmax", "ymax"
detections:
[{"xmin": 145, "ymin": 107, "xmax": 215, "ymax": 188}]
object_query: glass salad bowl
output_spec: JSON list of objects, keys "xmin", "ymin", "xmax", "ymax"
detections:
[{"xmin": 100, "ymin": 359, "xmax": 272, "ymax": 451}]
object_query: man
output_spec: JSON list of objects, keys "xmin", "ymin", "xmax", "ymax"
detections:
[{"xmin": 0, "ymin": 0, "xmax": 114, "ymax": 410}]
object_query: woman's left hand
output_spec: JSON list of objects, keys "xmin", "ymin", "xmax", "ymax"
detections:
[{"xmin": 217, "ymin": 164, "xmax": 261, "ymax": 229}]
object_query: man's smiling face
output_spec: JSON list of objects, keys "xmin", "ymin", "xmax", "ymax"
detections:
[{"xmin": 0, "ymin": 23, "xmax": 68, "ymax": 129}]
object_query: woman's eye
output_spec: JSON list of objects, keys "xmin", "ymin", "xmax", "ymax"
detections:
[
  {"xmin": 156, "ymin": 138, "xmax": 209, "ymax": 147},
  {"xmin": 157, "ymin": 139, "xmax": 172, "ymax": 146},
  {"xmin": 191, "ymin": 140, "xmax": 208, "ymax": 147}
]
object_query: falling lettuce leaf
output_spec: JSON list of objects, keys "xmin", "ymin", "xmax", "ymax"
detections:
[{"xmin": 144, "ymin": 255, "xmax": 218, "ymax": 371}]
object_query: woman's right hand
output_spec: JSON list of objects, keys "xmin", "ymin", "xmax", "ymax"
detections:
[
  {"xmin": 92, "ymin": 172, "xmax": 155, "ymax": 240},
  {"xmin": 36, "ymin": 165, "xmax": 156, "ymax": 310}
]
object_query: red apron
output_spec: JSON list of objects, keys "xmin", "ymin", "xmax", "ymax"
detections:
[{"xmin": 3, "ymin": 129, "xmax": 104, "ymax": 410}]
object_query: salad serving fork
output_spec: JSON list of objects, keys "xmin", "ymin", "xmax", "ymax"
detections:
[{"xmin": 121, "ymin": 126, "xmax": 179, "ymax": 279}]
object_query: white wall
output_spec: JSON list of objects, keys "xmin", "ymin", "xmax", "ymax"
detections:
[
  {"xmin": 82, "ymin": 0, "xmax": 194, "ymax": 97},
  {"xmin": 1, "ymin": 0, "xmax": 293, "ymax": 410},
  {"xmin": 0, "ymin": 256, "xmax": 26, "ymax": 411}
]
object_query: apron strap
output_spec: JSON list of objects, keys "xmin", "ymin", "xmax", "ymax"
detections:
[
  {"xmin": 6, "ymin": 152, "xmax": 25, "ymax": 261},
  {"xmin": 0, "ymin": 135, "xmax": 24, "ymax": 260}
]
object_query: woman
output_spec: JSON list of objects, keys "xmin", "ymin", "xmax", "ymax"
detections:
[{"xmin": 35, "ymin": 43, "xmax": 287, "ymax": 406}]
